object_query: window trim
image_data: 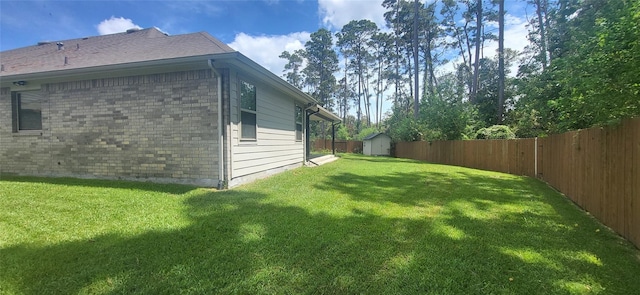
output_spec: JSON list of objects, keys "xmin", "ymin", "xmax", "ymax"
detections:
[
  {"xmin": 295, "ymin": 104, "xmax": 303, "ymax": 142},
  {"xmin": 11, "ymin": 90, "xmax": 43, "ymax": 133},
  {"xmin": 239, "ymin": 79, "xmax": 257, "ymax": 141}
]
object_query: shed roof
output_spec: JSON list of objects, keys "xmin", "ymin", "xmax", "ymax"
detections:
[
  {"xmin": 362, "ymin": 133, "xmax": 390, "ymax": 141},
  {"xmin": 0, "ymin": 28, "xmax": 235, "ymax": 77}
]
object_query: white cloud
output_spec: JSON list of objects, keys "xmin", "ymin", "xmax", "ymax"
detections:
[
  {"xmin": 228, "ymin": 32, "xmax": 311, "ymax": 75},
  {"xmin": 97, "ymin": 16, "xmax": 142, "ymax": 35},
  {"xmin": 318, "ymin": 0, "xmax": 388, "ymax": 30}
]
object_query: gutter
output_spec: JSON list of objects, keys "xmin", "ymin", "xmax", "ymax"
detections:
[
  {"xmin": 208, "ymin": 59, "xmax": 226, "ymax": 189},
  {"xmin": 1, "ymin": 55, "xmax": 214, "ymax": 82}
]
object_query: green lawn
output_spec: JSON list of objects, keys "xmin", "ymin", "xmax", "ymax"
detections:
[{"xmin": 1, "ymin": 154, "xmax": 639, "ymax": 294}]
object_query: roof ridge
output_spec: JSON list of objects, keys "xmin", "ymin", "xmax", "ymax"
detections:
[
  {"xmin": 1, "ymin": 27, "xmax": 162, "ymax": 53},
  {"xmin": 196, "ymin": 31, "xmax": 237, "ymax": 52},
  {"xmin": 143, "ymin": 27, "xmax": 169, "ymax": 38},
  {"xmin": 1, "ymin": 28, "xmax": 237, "ymax": 77}
]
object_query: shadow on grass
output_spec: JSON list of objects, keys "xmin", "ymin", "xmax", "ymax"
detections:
[
  {"xmin": 2, "ymin": 159, "xmax": 640, "ymax": 294},
  {"xmin": 313, "ymin": 169, "xmax": 536, "ymax": 209},
  {"xmin": 311, "ymin": 158, "xmax": 640, "ymax": 293},
  {"xmin": 0, "ymin": 175, "xmax": 197, "ymax": 194}
]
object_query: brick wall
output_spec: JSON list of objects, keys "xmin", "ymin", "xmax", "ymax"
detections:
[{"xmin": 0, "ymin": 69, "xmax": 220, "ymax": 186}]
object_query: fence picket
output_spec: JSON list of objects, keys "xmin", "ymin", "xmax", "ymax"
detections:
[{"xmin": 632, "ymin": 118, "xmax": 640, "ymax": 246}]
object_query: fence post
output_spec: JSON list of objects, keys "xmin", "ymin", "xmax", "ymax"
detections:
[{"xmin": 535, "ymin": 137, "xmax": 538, "ymax": 177}]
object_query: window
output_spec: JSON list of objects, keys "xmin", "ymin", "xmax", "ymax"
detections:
[
  {"xmin": 295, "ymin": 105, "xmax": 303, "ymax": 141},
  {"xmin": 12, "ymin": 90, "xmax": 42, "ymax": 132},
  {"xmin": 240, "ymin": 80, "xmax": 257, "ymax": 140}
]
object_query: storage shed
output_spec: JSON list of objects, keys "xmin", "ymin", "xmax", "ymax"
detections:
[{"xmin": 362, "ymin": 133, "xmax": 391, "ymax": 156}]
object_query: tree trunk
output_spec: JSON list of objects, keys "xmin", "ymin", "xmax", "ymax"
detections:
[
  {"xmin": 343, "ymin": 58, "xmax": 348, "ymax": 122},
  {"xmin": 357, "ymin": 58, "xmax": 362, "ymax": 132},
  {"xmin": 406, "ymin": 46, "xmax": 414, "ymax": 113},
  {"xmin": 362, "ymin": 73, "xmax": 371, "ymax": 127},
  {"xmin": 456, "ymin": 27, "xmax": 469, "ymax": 73},
  {"xmin": 471, "ymin": 0, "xmax": 482, "ymax": 103},
  {"xmin": 426, "ymin": 28, "xmax": 436, "ymax": 97},
  {"xmin": 544, "ymin": 0, "xmax": 551, "ymax": 64},
  {"xmin": 535, "ymin": 0, "xmax": 548, "ymax": 69},
  {"xmin": 463, "ymin": 21, "xmax": 473, "ymax": 96},
  {"xmin": 423, "ymin": 48, "xmax": 429, "ymax": 99},
  {"xmin": 498, "ymin": 0, "xmax": 505, "ymax": 123},
  {"xmin": 394, "ymin": 0, "xmax": 400, "ymax": 108},
  {"xmin": 413, "ymin": 0, "xmax": 420, "ymax": 119},
  {"xmin": 395, "ymin": 41, "xmax": 400, "ymax": 108},
  {"xmin": 377, "ymin": 53, "xmax": 383, "ymax": 127}
]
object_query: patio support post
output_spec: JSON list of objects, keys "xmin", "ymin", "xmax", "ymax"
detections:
[
  {"xmin": 305, "ymin": 111, "xmax": 310, "ymax": 161},
  {"xmin": 332, "ymin": 123, "xmax": 336, "ymax": 155},
  {"xmin": 305, "ymin": 108, "xmax": 320, "ymax": 162}
]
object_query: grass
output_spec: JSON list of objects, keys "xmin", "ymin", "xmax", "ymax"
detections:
[{"xmin": 1, "ymin": 154, "xmax": 639, "ymax": 294}]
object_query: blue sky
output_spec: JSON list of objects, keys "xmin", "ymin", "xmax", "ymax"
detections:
[
  {"xmin": 1, "ymin": 0, "xmax": 532, "ymax": 118},
  {"xmin": 0, "ymin": 1, "xmax": 390, "ymax": 68}
]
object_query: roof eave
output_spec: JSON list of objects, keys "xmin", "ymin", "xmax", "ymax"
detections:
[
  {"xmin": 307, "ymin": 104, "xmax": 342, "ymax": 123},
  {"xmin": 1, "ymin": 51, "xmax": 325, "ymax": 114},
  {"xmin": 0, "ymin": 54, "xmax": 216, "ymax": 83}
]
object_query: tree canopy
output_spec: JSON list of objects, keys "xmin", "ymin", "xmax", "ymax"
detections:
[{"xmin": 280, "ymin": 0, "xmax": 640, "ymax": 142}]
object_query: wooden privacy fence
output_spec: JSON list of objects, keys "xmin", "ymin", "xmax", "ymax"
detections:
[
  {"xmin": 395, "ymin": 118, "xmax": 640, "ymax": 249},
  {"xmin": 312, "ymin": 139, "xmax": 363, "ymax": 154},
  {"xmin": 395, "ymin": 138, "xmax": 537, "ymax": 177}
]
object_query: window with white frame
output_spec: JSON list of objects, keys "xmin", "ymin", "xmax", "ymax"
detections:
[
  {"xmin": 295, "ymin": 104, "xmax": 303, "ymax": 141},
  {"xmin": 239, "ymin": 80, "xmax": 257, "ymax": 140},
  {"xmin": 11, "ymin": 90, "xmax": 42, "ymax": 132}
]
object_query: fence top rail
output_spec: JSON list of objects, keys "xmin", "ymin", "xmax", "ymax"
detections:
[{"xmin": 397, "ymin": 138, "xmax": 537, "ymax": 145}]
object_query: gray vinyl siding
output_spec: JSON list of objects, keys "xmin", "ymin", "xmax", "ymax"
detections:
[{"xmin": 229, "ymin": 70, "xmax": 304, "ymax": 179}]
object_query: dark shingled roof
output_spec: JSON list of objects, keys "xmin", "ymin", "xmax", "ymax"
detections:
[
  {"xmin": 362, "ymin": 132, "xmax": 389, "ymax": 141},
  {"xmin": 0, "ymin": 27, "xmax": 236, "ymax": 77},
  {"xmin": 0, "ymin": 27, "xmax": 340, "ymax": 122}
]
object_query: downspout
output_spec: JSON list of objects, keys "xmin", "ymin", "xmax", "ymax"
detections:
[
  {"xmin": 208, "ymin": 59, "xmax": 225, "ymax": 189},
  {"xmin": 305, "ymin": 107, "xmax": 320, "ymax": 162}
]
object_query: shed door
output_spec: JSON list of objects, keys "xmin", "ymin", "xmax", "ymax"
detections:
[
  {"xmin": 374, "ymin": 137, "xmax": 389, "ymax": 155},
  {"xmin": 363, "ymin": 140, "xmax": 371, "ymax": 155},
  {"xmin": 375, "ymin": 138, "xmax": 384, "ymax": 155}
]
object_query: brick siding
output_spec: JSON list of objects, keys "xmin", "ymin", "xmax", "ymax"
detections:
[{"xmin": 0, "ymin": 70, "xmax": 220, "ymax": 186}]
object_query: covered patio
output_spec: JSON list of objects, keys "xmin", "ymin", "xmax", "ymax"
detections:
[{"xmin": 305, "ymin": 103, "xmax": 342, "ymax": 165}]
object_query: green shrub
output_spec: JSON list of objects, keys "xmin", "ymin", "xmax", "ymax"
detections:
[
  {"xmin": 475, "ymin": 125, "xmax": 516, "ymax": 139},
  {"xmin": 355, "ymin": 127, "xmax": 380, "ymax": 141}
]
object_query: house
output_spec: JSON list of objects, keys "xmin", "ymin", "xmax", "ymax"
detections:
[
  {"xmin": 362, "ymin": 133, "xmax": 391, "ymax": 156},
  {"xmin": 0, "ymin": 28, "xmax": 341, "ymax": 188}
]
